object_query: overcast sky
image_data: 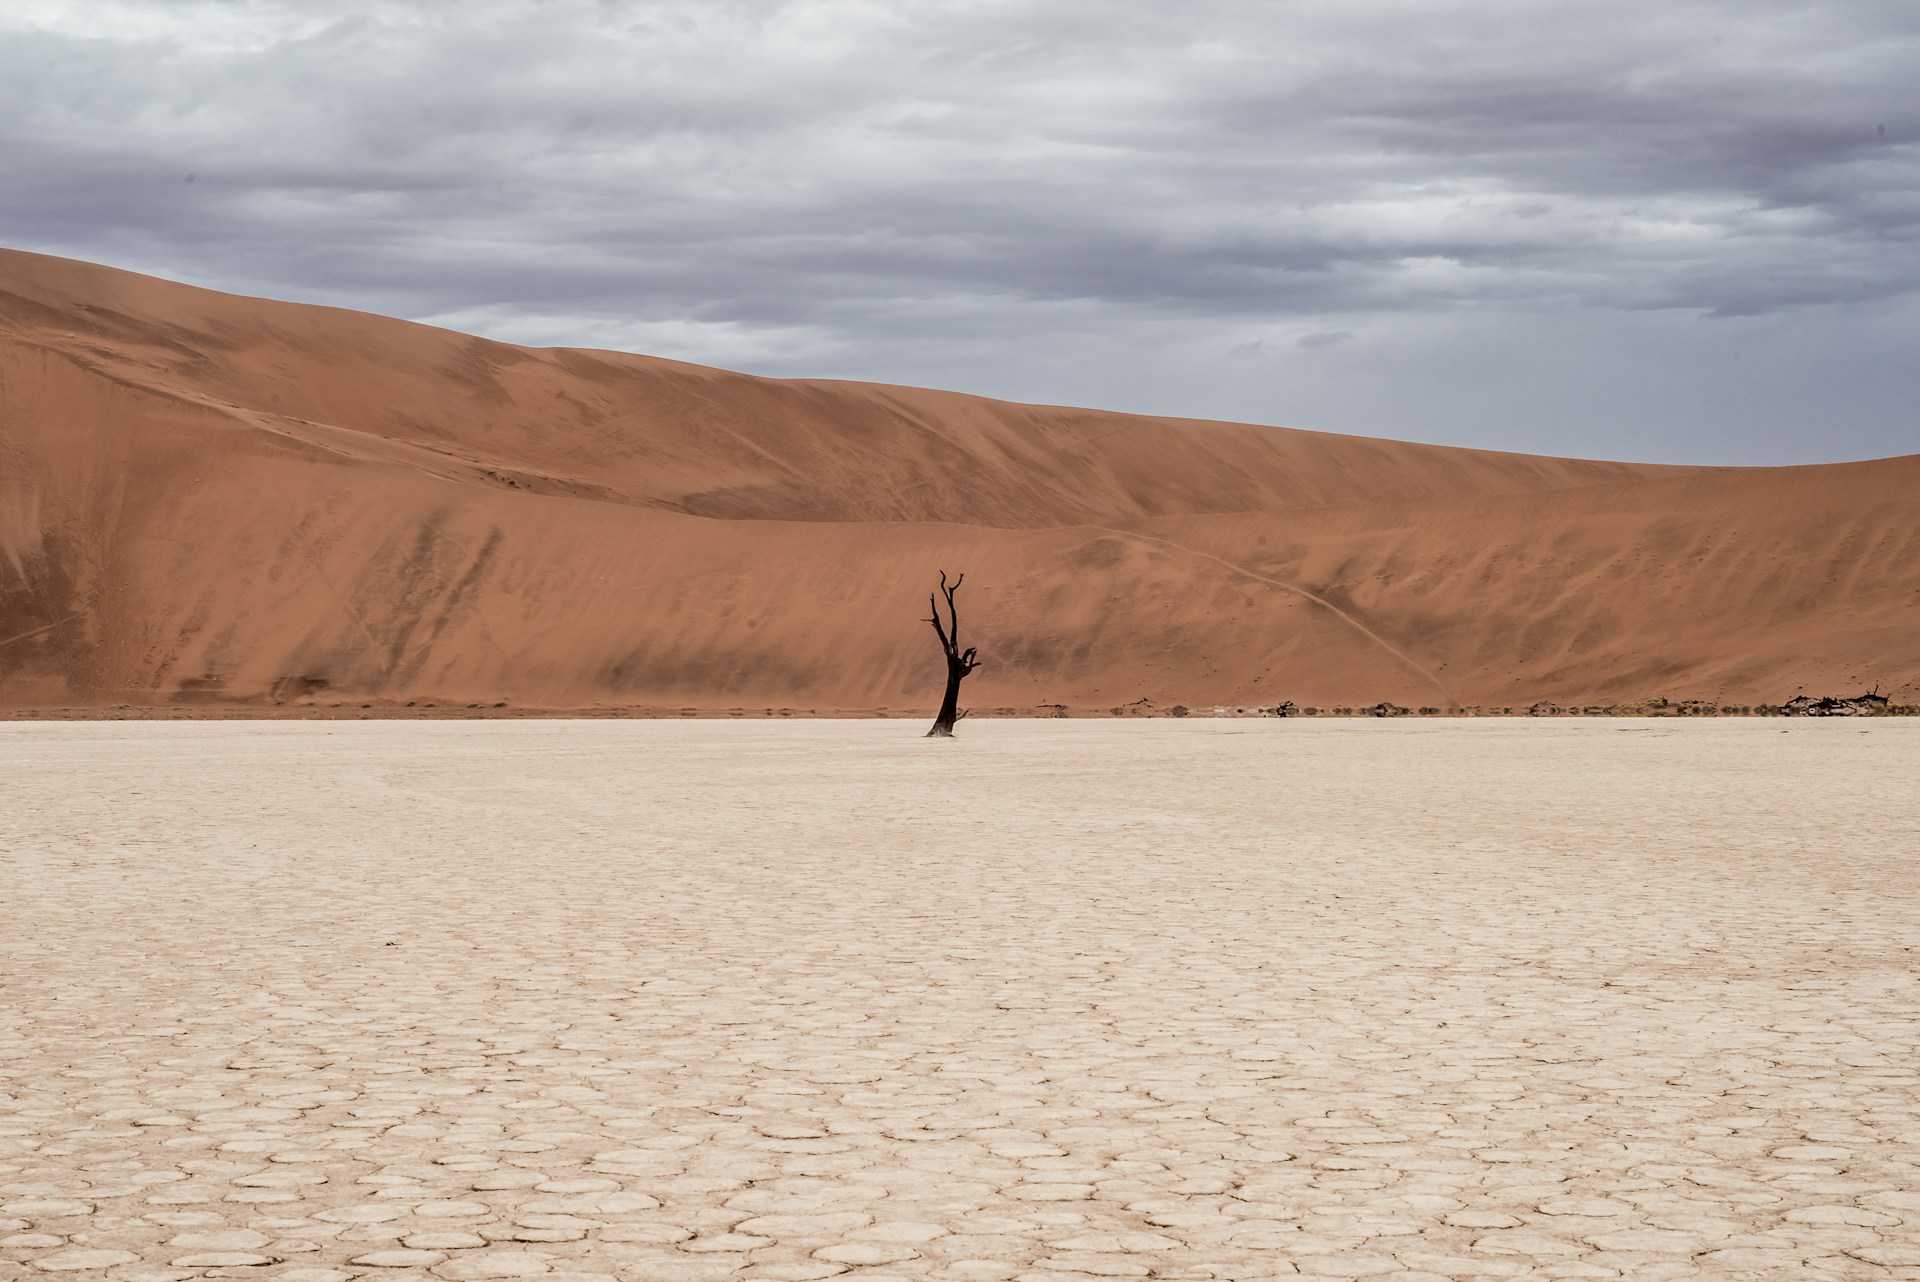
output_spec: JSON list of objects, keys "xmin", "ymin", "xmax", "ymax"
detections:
[{"xmin": 4, "ymin": 0, "xmax": 1915, "ymax": 464}]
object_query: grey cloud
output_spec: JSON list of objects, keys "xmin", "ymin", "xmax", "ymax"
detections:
[
  {"xmin": 1297, "ymin": 331, "xmax": 1354, "ymax": 351},
  {"xmin": 1, "ymin": 0, "xmax": 1915, "ymax": 462}
]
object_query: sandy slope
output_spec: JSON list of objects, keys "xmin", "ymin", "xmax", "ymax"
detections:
[{"xmin": 2, "ymin": 247, "xmax": 1914, "ymax": 712}]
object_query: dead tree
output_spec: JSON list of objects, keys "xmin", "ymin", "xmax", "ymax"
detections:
[{"xmin": 925, "ymin": 571, "xmax": 980, "ymax": 738}]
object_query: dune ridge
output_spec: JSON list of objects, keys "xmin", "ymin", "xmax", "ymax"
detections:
[{"xmin": 3, "ymin": 247, "xmax": 1914, "ymax": 714}]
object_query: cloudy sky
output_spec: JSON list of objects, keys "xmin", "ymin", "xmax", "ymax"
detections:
[{"xmin": 3, "ymin": 0, "xmax": 1915, "ymax": 464}]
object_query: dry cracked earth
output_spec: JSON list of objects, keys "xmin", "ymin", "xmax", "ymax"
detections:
[{"xmin": 2, "ymin": 719, "xmax": 1918, "ymax": 1282}]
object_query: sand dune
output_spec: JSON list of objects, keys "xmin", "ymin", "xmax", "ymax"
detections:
[{"xmin": 2, "ymin": 247, "xmax": 1914, "ymax": 713}]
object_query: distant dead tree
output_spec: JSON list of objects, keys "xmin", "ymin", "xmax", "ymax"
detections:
[{"xmin": 925, "ymin": 570, "xmax": 980, "ymax": 738}]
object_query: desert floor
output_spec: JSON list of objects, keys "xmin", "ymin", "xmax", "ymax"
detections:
[{"xmin": 3, "ymin": 720, "xmax": 1918, "ymax": 1282}]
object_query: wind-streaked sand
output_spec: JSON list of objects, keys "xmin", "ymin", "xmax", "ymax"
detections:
[
  {"xmin": 4, "ymin": 720, "xmax": 1919, "ymax": 1281},
  {"xmin": 8, "ymin": 248, "xmax": 1919, "ymax": 715}
]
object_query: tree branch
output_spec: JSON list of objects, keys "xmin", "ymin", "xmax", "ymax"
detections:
[
  {"xmin": 928, "ymin": 591, "xmax": 953, "ymax": 653},
  {"xmin": 941, "ymin": 572, "xmax": 964, "ymax": 634}
]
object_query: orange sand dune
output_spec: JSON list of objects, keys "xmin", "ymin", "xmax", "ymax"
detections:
[{"xmin": 2, "ymin": 248, "xmax": 1913, "ymax": 713}]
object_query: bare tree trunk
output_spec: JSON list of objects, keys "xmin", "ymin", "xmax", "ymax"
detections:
[
  {"xmin": 925, "ymin": 571, "xmax": 979, "ymax": 738},
  {"xmin": 930, "ymin": 660, "xmax": 965, "ymax": 737}
]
